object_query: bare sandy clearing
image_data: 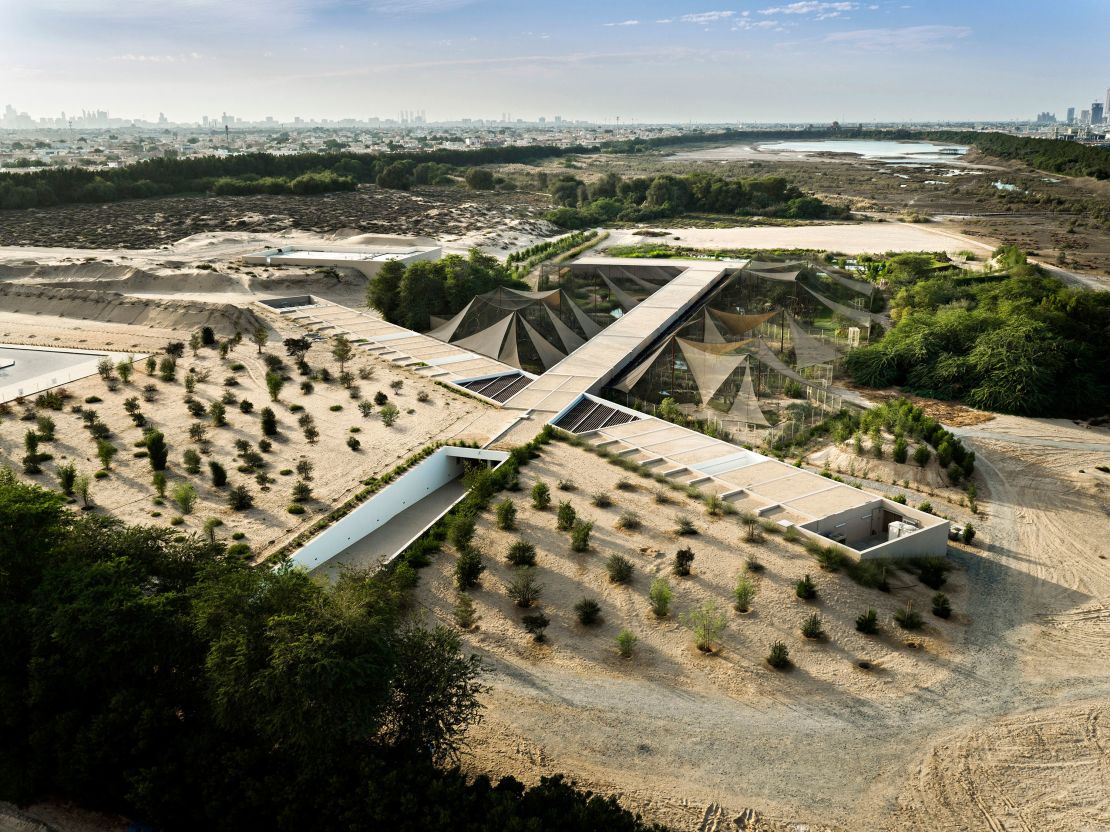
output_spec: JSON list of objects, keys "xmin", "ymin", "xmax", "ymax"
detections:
[{"xmin": 600, "ymin": 222, "xmax": 994, "ymax": 256}]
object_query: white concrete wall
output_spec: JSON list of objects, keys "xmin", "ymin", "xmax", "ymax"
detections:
[
  {"xmin": 288, "ymin": 446, "xmax": 507, "ymax": 572},
  {"xmin": 859, "ymin": 514, "xmax": 950, "ymax": 560}
]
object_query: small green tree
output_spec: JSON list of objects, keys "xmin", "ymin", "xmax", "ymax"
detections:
[
  {"xmin": 733, "ymin": 575, "xmax": 756, "ymax": 612},
  {"xmin": 931, "ymin": 592, "xmax": 952, "ymax": 619},
  {"xmin": 172, "ymin": 482, "xmax": 196, "ymax": 514},
  {"xmin": 530, "ymin": 480, "xmax": 551, "ymax": 510},
  {"xmin": 379, "ymin": 403, "xmax": 399, "ymax": 427},
  {"xmin": 292, "ymin": 479, "xmax": 312, "ymax": 502},
  {"xmin": 227, "ymin": 484, "xmax": 253, "ymax": 511},
  {"xmin": 913, "ymin": 444, "xmax": 931, "ymax": 467},
  {"xmin": 208, "ymin": 460, "xmax": 227, "ymax": 487},
  {"xmin": 260, "ymin": 407, "xmax": 278, "ymax": 436},
  {"xmin": 616, "ymin": 629, "xmax": 637, "ymax": 658},
  {"xmin": 495, "ymin": 499, "xmax": 517, "ymax": 531},
  {"xmin": 265, "ymin": 372, "xmax": 285, "ymax": 402},
  {"xmin": 145, "ymin": 430, "xmax": 169, "ymax": 471},
  {"xmin": 894, "ymin": 604, "xmax": 924, "ymax": 630},
  {"xmin": 686, "ymin": 600, "xmax": 726, "ymax": 652},
  {"xmin": 570, "ymin": 518, "xmax": 593, "ymax": 552},
  {"xmin": 556, "ymin": 500, "xmax": 576, "ymax": 531},
  {"xmin": 209, "ymin": 400, "xmax": 227, "ymax": 427},
  {"xmin": 331, "ymin": 333, "xmax": 354, "ymax": 373},
  {"xmin": 35, "ymin": 415, "xmax": 55, "ymax": 441},
  {"xmin": 152, "ymin": 470, "xmax": 167, "ymax": 499},
  {"xmin": 56, "ymin": 461, "xmax": 77, "ymax": 495},
  {"xmin": 95, "ymin": 439, "xmax": 117, "ymax": 471},
  {"xmin": 116, "ymin": 360, "xmax": 133, "ymax": 383},
  {"xmin": 648, "ymin": 577, "xmax": 672, "ymax": 617},
  {"xmin": 452, "ymin": 592, "xmax": 478, "ymax": 629},
  {"xmin": 251, "ymin": 324, "xmax": 269, "ymax": 354},
  {"xmin": 158, "ymin": 356, "xmax": 176, "ymax": 383},
  {"xmin": 454, "ymin": 548, "xmax": 484, "ymax": 590},
  {"xmin": 74, "ymin": 473, "xmax": 92, "ymax": 507}
]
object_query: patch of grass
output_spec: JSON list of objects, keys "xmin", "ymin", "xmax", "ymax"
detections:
[
  {"xmin": 591, "ymin": 491, "xmax": 613, "ymax": 508},
  {"xmin": 673, "ymin": 515, "xmax": 697, "ymax": 536},
  {"xmin": 894, "ymin": 605, "xmax": 924, "ymax": 630},
  {"xmin": 615, "ymin": 511, "xmax": 641, "ymax": 531}
]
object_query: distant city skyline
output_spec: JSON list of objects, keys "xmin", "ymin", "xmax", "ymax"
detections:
[{"xmin": 2, "ymin": 1, "xmax": 1107, "ymax": 124}]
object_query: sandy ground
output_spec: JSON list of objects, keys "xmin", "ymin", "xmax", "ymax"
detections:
[
  {"xmin": 600, "ymin": 222, "xmax": 996, "ymax": 257},
  {"xmin": 0, "ymin": 316, "xmax": 492, "ymax": 558},
  {"xmin": 408, "ymin": 422, "xmax": 1110, "ymax": 831}
]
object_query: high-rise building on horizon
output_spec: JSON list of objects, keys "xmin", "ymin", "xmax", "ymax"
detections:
[
  {"xmin": 1066, "ymin": 106, "xmax": 1075, "ymax": 124},
  {"xmin": 1092, "ymin": 102, "xmax": 1104, "ymax": 125}
]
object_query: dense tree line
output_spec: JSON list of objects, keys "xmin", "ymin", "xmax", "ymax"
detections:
[
  {"xmin": 0, "ymin": 143, "xmax": 585, "ymax": 210},
  {"xmin": 543, "ymin": 171, "xmax": 848, "ymax": 228},
  {"xmin": 368, "ymin": 249, "xmax": 527, "ymax": 331},
  {"xmin": 0, "ymin": 467, "xmax": 667, "ymax": 831},
  {"xmin": 846, "ymin": 247, "xmax": 1110, "ymax": 417}
]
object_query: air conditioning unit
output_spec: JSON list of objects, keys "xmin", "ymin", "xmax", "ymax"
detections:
[{"xmin": 888, "ymin": 521, "xmax": 917, "ymax": 541}]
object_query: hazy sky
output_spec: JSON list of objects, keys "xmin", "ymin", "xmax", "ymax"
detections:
[{"xmin": 2, "ymin": 0, "xmax": 1107, "ymax": 123}]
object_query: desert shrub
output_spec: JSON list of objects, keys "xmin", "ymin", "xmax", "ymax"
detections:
[
  {"xmin": 556, "ymin": 500, "xmax": 576, "ymax": 531},
  {"xmin": 329, "ymin": 404, "xmax": 343, "ymax": 412},
  {"xmin": 574, "ymin": 598, "xmax": 601, "ymax": 626},
  {"xmin": 287, "ymin": 504, "xmax": 305, "ymax": 515},
  {"xmin": 209, "ymin": 401, "xmax": 227, "ymax": 427},
  {"xmin": 55, "ymin": 462, "xmax": 77, "ymax": 495},
  {"xmin": 766, "ymin": 641, "xmax": 791, "ymax": 669},
  {"xmin": 144, "ymin": 430, "xmax": 169, "ymax": 471},
  {"xmin": 208, "ymin": 460, "xmax": 227, "ymax": 487},
  {"xmin": 226, "ymin": 542, "xmax": 250, "ymax": 558},
  {"xmin": 158, "ymin": 357, "xmax": 177, "ymax": 382},
  {"xmin": 448, "ymin": 512, "xmax": 476, "ymax": 551},
  {"xmin": 183, "ymin": 450, "xmax": 202, "ymax": 475},
  {"xmin": 913, "ymin": 444, "xmax": 931, "ymax": 466},
  {"xmin": 615, "ymin": 511, "xmax": 641, "ymax": 531},
  {"xmin": 95, "ymin": 440, "xmax": 117, "ymax": 470},
  {"xmin": 931, "ymin": 592, "xmax": 952, "ymax": 619},
  {"xmin": 918, "ymin": 501, "xmax": 934, "ymax": 514},
  {"xmin": 614, "ymin": 478, "xmax": 635, "ymax": 492},
  {"xmin": 506, "ymin": 567, "xmax": 542, "ymax": 608},
  {"xmin": 961, "ymin": 524, "xmax": 976, "ymax": 544},
  {"xmin": 783, "ymin": 525, "xmax": 800, "ymax": 542},
  {"xmin": 606, "ymin": 554, "xmax": 633, "ymax": 584},
  {"xmin": 894, "ymin": 605, "xmax": 924, "ymax": 630},
  {"xmin": 673, "ymin": 515, "xmax": 697, "ymax": 536},
  {"xmin": 506, "ymin": 540, "xmax": 536, "ymax": 567},
  {"xmin": 570, "ymin": 518, "xmax": 593, "ymax": 552},
  {"xmin": 557, "ymin": 479, "xmax": 576, "ymax": 491},
  {"xmin": 171, "ymin": 482, "xmax": 196, "ymax": 514},
  {"xmin": 346, "ymin": 435, "xmax": 361, "ymax": 451},
  {"xmin": 291, "ymin": 479, "xmax": 312, "ymax": 502},
  {"xmin": 227, "ymin": 484, "xmax": 253, "ymax": 511},
  {"xmin": 35, "ymin": 415, "xmax": 55, "ymax": 441},
  {"xmin": 296, "ymin": 459, "xmax": 314, "ymax": 480},
  {"xmin": 893, "ymin": 437, "xmax": 908, "ymax": 464},
  {"xmin": 686, "ymin": 600, "xmax": 726, "ymax": 652},
  {"xmin": 705, "ymin": 494, "xmax": 724, "ymax": 516},
  {"xmin": 672, "ymin": 546, "xmax": 695, "ymax": 577},
  {"xmin": 916, "ymin": 557, "xmax": 949, "ymax": 589},
  {"xmin": 591, "ymin": 491, "xmax": 612, "ymax": 508},
  {"xmin": 795, "ymin": 573, "xmax": 817, "ymax": 600},
  {"xmin": 304, "ymin": 425, "xmax": 320, "ymax": 443},
  {"xmin": 454, "ymin": 548, "xmax": 484, "ymax": 590},
  {"xmin": 495, "ymin": 499, "xmax": 517, "ymax": 530},
  {"xmin": 733, "ymin": 576, "xmax": 756, "ymax": 612},
  {"xmin": 522, "ymin": 612, "xmax": 550, "ymax": 642},
  {"xmin": 615, "ymin": 629, "xmax": 637, "ymax": 658},
  {"xmin": 379, "ymin": 406, "xmax": 401, "ymax": 430},
  {"xmin": 416, "ymin": 390, "xmax": 430, "ymax": 403},
  {"xmin": 648, "ymin": 577, "xmax": 672, "ymax": 617},
  {"xmin": 744, "ymin": 554, "xmax": 764, "ymax": 573},
  {"xmin": 452, "ymin": 592, "xmax": 478, "ymax": 629},
  {"xmin": 855, "ymin": 608, "xmax": 879, "ymax": 634},
  {"xmin": 653, "ymin": 489, "xmax": 673, "ymax": 504},
  {"xmin": 800, "ymin": 613, "xmax": 825, "ymax": 639}
]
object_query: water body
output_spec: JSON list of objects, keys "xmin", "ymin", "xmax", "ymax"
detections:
[{"xmin": 759, "ymin": 139, "xmax": 968, "ymax": 164}]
